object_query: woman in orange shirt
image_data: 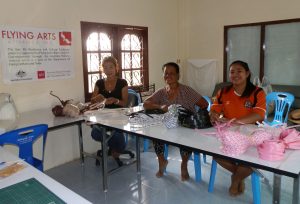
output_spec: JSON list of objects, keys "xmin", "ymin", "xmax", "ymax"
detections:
[{"xmin": 210, "ymin": 60, "xmax": 266, "ymax": 196}]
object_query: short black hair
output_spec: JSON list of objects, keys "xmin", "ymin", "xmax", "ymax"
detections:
[{"xmin": 162, "ymin": 62, "xmax": 180, "ymax": 74}]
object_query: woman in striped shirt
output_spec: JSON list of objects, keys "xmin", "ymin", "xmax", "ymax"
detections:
[{"xmin": 144, "ymin": 62, "xmax": 208, "ymax": 181}]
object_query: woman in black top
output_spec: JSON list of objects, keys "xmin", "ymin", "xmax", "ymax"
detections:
[
  {"xmin": 91, "ymin": 56, "xmax": 128, "ymax": 107},
  {"xmin": 91, "ymin": 56, "xmax": 128, "ymax": 166}
]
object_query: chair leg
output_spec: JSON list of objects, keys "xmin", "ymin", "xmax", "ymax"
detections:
[
  {"xmin": 208, "ymin": 159, "xmax": 217, "ymax": 192},
  {"xmin": 143, "ymin": 139, "xmax": 149, "ymax": 152},
  {"xmin": 193, "ymin": 152, "xmax": 202, "ymax": 182},
  {"xmin": 208, "ymin": 159, "xmax": 261, "ymax": 204},
  {"xmin": 251, "ymin": 172, "xmax": 261, "ymax": 204},
  {"xmin": 163, "ymin": 144, "xmax": 168, "ymax": 173},
  {"xmin": 164, "ymin": 144, "xmax": 168, "ymax": 160}
]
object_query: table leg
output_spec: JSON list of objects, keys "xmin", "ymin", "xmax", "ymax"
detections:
[
  {"xmin": 136, "ymin": 136, "xmax": 141, "ymax": 174},
  {"xmin": 101, "ymin": 126, "xmax": 108, "ymax": 192},
  {"xmin": 292, "ymin": 176, "xmax": 299, "ymax": 204},
  {"xmin": 136, "ymin": 135, "xmax": 142, "ymax": 203},
  {"xmin": 77, "ymin": 122, "xmax": 84, "ymax": 165},
  {"xmin": 273, "ymin": 173, "xmax": 281, "ymax": 204}
]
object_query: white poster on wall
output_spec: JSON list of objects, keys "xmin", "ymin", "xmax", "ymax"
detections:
[{"xmin": 0, "ymin": 26, "xmax": 74, "ymax": 84}]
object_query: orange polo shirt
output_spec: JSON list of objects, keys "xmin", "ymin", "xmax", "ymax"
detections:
[{"xmin": 210, "ymin": 86, "xmax": 266, "ymax": 120}]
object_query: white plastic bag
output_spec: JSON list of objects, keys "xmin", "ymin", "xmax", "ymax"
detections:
[
  {"xmin": 253, "ymin": 76, "xmax": 272, "ymax": 94},
  {"xmin": 0, "ymin": 93, "xmax": 19, "ymax": 134},
  {"xmin": 162, "ymin": 104, "xmax": 180, "ymax": 129}
]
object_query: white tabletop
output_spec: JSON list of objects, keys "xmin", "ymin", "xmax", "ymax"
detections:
[
  {"xmin": 0, "ymin": 147, "xmax": 92, "ymax": 204},
  {"xmin": 85, "ymin": 108, "xmax": 300, "ymax": 178},
  {"xmin": 17, "ymin": 108, "xmax": 84, "ymax": 130}
]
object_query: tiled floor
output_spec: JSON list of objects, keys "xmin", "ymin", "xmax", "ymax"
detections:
[{"xmin": 46, "ymin": 144, "xmax": 296, "ymax": 204}]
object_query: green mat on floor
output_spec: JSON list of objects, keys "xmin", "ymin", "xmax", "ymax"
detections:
[{"xmin": 0, "ymin": 177, "xmax": 66, "ymax": 204}]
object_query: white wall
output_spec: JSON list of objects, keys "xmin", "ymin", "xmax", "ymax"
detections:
[
  {"xmin": 182, "ymin": 0, "xmax": 300, "ymax": 82},
  {"xmin": 0, "ymin": 0, "xmax": 180, "ymax": 169},
  {"xmin": 3, "ymin": 0, "xmax": 300, "ymax": 170},
  {"xmin": 0, "ymin": 0, "xmax": 179, "ymax": 112}
]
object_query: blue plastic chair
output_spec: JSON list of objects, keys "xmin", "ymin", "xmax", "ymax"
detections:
[
  {"xmin": 264, "ymin": 92, "xmax": 294, "ymax": 126},
  {"xmin": 208, "ymin": 160, "xmax": 261, "ymax": 204},
  {"xmin": 0, "ymin": 124, "xmax": 48, "ymax": 171},
  {"xmin": 163, "ymin": 96, "xmax": 212, "ymax": 182},
  {"xmin": 202, "ymin": 95, "xmax": 211, "ymax": 111},
  {"xmin": 126, "ymin": 89, "xmax": 150, "ymax": 152},
  {"xmin": 127, "ymin": 89, "xmax": 142, "ymax": 108}
]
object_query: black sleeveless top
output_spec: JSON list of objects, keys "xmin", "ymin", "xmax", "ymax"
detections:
[{"xmin": 95, "ymin": 78, "xmax": 128, "ymax": 109}]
